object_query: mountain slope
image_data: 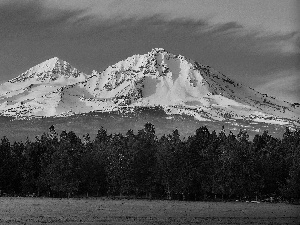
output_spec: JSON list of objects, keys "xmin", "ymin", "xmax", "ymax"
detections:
[
  {"xmin": 0, "ymin": 57, "xmax": 87, "ymax": 117},
  {"xmin": 0, "ymin": 48, "xmax": 299, "ymax": 126},
  {"xmin": 0, "ymin": 108, "xmax": 292, "ymax": 142}
]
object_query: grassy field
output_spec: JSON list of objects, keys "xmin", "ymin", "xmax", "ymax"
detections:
[{"xmin": 0, "ymin": 197, "xmax": 299, "ymax": 224}]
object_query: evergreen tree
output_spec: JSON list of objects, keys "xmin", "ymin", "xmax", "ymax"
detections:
[
  {"xmin": 281, "ymin": 129, "xmax": 300, "ymax": 200},
  {"xmin": 132, "ymin": 123, "xmax": 157, "ymax": 197},
  {"xmin": 156, "ymin": 131, "xmax": 180, "ymax": 199},
  {"xmin": 47, "ymin": 131, "xmax": 83, "ymax": 197},
  {"xmin": 80, "ymin": 133, "xmax": 106, "ymax": 196},
  {"xmin": 0, "ymin": 137, "xmax": 13, "ymax": 194}
]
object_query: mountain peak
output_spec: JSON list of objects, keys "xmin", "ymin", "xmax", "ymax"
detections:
[
  {"xmin": 147, "ymin": 48, "xmax": 191, "ymax": 64},
  {"xmin": 20, "ymin": 56, "xmax": 67, "ymax": 76},
  {"xmin": 50, "ymin": 56, "xmax": 60, "ymax": 61},
  {"xmin": 8, "ymin": 57, "xmax": 83, "ymax": 83},
  {"xmin": 46, "ymin": 56, "xmax": 62, "ymax": 64},
  {"xmin": 37, "ymin": 57, "xmax": 65, "ymax": 71},
  {"xmin": 1, "ymin": 49, "xmax": 299, "ymax": 125},
  {"xmin": 150, "ymin": 48, "xmax": 168, "ymax": 54}
]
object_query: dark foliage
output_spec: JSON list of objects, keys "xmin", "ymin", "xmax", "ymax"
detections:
[{"xmin": 0, "ymin": 124, "xmax": 299, "ymax": 202}]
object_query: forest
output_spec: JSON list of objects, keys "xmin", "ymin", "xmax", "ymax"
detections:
[{"xmin": 0, "ymin": 123, "xmax": 299, "ymax": 202}]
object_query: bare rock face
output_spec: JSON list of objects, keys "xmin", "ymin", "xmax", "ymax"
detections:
[{"xmin": 0, "ymin": 49, "xmax": 299, "ymax": 127}]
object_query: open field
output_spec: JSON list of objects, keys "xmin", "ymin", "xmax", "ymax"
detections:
[{"xmin": 0, "ymin": 197, "xmax": 299, "ymax": 224}]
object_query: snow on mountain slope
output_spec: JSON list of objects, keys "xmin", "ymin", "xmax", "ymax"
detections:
[
  {"xmin": 0, "ymin": 57, "xmax": 85, "ymax": 99},
  {"xmin": 0, "ymin": 49, "xmax": 299, "ymax": 126},
  {"xmin": 8, "ymin": 57, "xmax": 84, "ymax": 83},
  {"xmin": 0, "ymin": 57, "xmax": 87, "ymax": 117},
  {"xmin": 79, "ymin": 48, "xmax": 299, "ymax": 123}
]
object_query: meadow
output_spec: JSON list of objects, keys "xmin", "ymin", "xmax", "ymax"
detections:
[{"xmin": 0, "ymin": 197, "xmax": 299, "ymax": 224}]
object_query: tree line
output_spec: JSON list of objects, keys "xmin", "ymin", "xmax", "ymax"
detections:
[{"xmin": 0, "ymin": 123, "xmax": 299, "ymax": 201}]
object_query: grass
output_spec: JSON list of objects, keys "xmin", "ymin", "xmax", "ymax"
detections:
[{"xmin": 0, "ymin": 197, "xmax": 300, "ymax": 224}]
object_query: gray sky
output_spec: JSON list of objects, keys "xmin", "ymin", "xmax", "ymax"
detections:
[{"xmin": 0, "ymin": 0, "xmax": 299, "ymax": 103}]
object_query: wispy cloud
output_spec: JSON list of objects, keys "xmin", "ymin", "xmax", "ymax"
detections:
[
  {"xmin": 38, "ymin": 0, "xmax": 299, "ymax": 33},
  {"xmin": 0, "ymin": 0, "xmax": 298, "ymax": 103},
  {"xmin": 1, "ymin": 0, "xmax": 298, "ymax": 35},
  {"xmin": 0, "ymin": 0, "xmax": 86, "ymax": 39},
  {"xmin": 41, "ymin": 0, "xmax": 300, "ymax": 56},
  {"xmin": 256, "ymin": 70, "xmax": 300, "ymax": 103}
]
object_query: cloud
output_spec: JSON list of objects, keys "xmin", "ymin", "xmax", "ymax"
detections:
[
  {"xmin": 40, "ymin": 0, "xmax": 300, "ymax": 56},
  {"xmin": 2, "ymin": 0, "xmax": 297, "ymax": 36},
  {"xmin": 1, "ymin": 0, "xmax": 297, "ymax": 52},
  {"xmin": 256, "ymin": 70, "xmax": 300, "ymax": 103},
  {"xmin": 0, "ymin": 0, "xmax": 86, "ymax": 39},
  {"xmin": 0, "ymin": 0, "xmax": 298, "ymax": 103},
  {"xmin": 39, "ymin": 0, "xmax": 298, "ymax": 34}
]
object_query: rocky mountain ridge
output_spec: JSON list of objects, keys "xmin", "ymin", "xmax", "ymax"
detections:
[{"xmin": 0, "ymin": 48, "xmax": 299, "ymax": 127}]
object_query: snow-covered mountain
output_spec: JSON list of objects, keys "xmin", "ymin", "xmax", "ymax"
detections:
[
  {"xmin": 0, "ymin": 48, "xmax": 299, "ymax": 127},
  {"xmin": 0, "ymin": 57, "xmax": 87, "ymax": 117}
]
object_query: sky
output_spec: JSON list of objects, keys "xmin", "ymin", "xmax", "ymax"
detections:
[{"xmin": 0, "ymin": 0, "xmax": 299, "ymax": 103}]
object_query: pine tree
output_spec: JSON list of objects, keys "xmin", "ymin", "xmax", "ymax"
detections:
[
  {"xmin": 0, "ymin": 137, "xmax": 12, "ymax": 194},
  {"xmin": 47, "ymin": 131, "xmax": 82, "ymax": 197},
  {"xmin": 131, "ymin": 123, "xmax": 157, "ymax": 197}
]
